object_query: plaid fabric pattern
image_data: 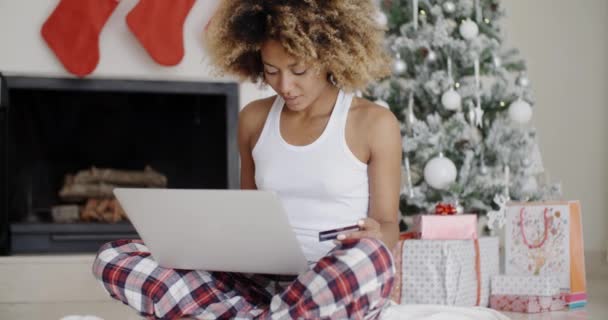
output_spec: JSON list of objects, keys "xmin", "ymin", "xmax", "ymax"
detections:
[{"xmin": 92, "ymin": 238, "xmax": 395, "ymax": 319}]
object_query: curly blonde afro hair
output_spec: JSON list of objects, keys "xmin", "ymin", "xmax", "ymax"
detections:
[{"xmin": 204, "ymin": 0, "xmax": 391, "ymax": 92}]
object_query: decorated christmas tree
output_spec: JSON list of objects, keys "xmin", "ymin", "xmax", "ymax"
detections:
[{"xmin": 367, "ymin": 0, "xmax": 561, "ymax": 222}]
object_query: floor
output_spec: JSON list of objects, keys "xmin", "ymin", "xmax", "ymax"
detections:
[{"xmin": 0, "ymin": 255, "xmax": 606, "ymax": 319}]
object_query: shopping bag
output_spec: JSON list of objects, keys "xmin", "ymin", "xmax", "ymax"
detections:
[{"xmin": 505, "ymin": 201, "xmax": 586, "ymax": 308}]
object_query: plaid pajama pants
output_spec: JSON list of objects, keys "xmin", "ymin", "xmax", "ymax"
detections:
[{"xmin": 92, "ymin": 237, "xmax": 395, "ymax": 319}]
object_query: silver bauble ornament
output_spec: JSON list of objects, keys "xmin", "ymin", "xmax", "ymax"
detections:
[
  {"xmin": 375, "ymin": 10, "xmax": 388, "ymax": 28},
  {"xmin": 456, "ymin": 204, "xmax": 464, "ymax": 214},
  {"xmin": 459, "ymin": 19, "xmax": 479, "ymax": 40},
  {"xmin": 508, "ymin": 99, "xmax": 533, "ymax": 124},
  {"xmin": 442, "ymin": 1, "xmax": 456, "ymax": 14},
  {"xmin": 445, "ymin": 19, "xmax": 458, "ymax": 32},
  {"xmin": 441, "ymin": 89, "xmax": 462, "ymax": 111},
  {"xmin": 424, "ymin": 154, "xmax": 457, "ymax": 190},
  {"xmin": 480, "ymin": 164, "xmax": 488, "ymax": 175},
  {"xmin": 427, "ymin": 50, "xmax": 437, "ymax": 63},
  {"xmin": 392, "ymin": 57, "xmax": 407, "ymax": 76},
  {"xmin": 516, "ymin": 74, "xmax": 530, "ymax": 87}
]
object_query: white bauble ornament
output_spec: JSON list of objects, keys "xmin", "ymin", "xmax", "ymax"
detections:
[
  {"xmin": 375, "ymin": 10, "xmax": 388, "ymax": 27},
  {"xmin": 516, "ymin": 74, "xmax": 530, "ymax": 87},
  {"xmin": 508, "ymin": 99, "xmax": 533, "ymax": 124},
  {"xmin": 442, "ymin": 1, "xmax": 456, "ymax": 14},
  {"xmin": 374, "ymin": 99, "xmax": 390, "ymax": 109},
  {"xmin": 480, "ymin": 163, "xmax": 488, "ymax": 175},
  {"xmin": 424, "ymin": 154, "xmax": 457, "ymax": 190},
  {"xmin": 392, "ymin": 57, "xmax": 407, "ymax": 75},
  {"xmin": 459, "ymin": 19, "xmax": 479, "ymax": 40},
  {"xmin": 441, "ymin": 89, "xmax": 461, "ymax": 110},
  {"xmin": 427, "ymin": 50, "xmax": 437, "ymax": 63}
]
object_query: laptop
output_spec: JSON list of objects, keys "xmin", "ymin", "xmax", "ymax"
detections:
[{"xmin": 113, "ymin": 188, "xmax": 309, "ymax": 275}]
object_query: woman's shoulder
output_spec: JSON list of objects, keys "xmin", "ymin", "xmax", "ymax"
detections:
[
  {"xmin": 349, "ymin": 97, "xmax": 401, "ymax": 157},
  {"xmin": 241, "ymin": 95, "xmax": 276, "ymax": 117},
  {"xmin": 239, "ymin": 95, "xmax": 277, "ymax": 147},
  {"xmin": 350, "ymin": 97, "xmax": 400, "ymax": 134},
  {"xmin": 240, "ymin": 95, "xmax": 276, "ymax": 127}
]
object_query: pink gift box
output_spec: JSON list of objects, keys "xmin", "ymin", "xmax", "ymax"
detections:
[
  {"xmin": 411, "ymin": 214, "xmax": 477, "ymax": 240},
  {"xmin": 490, "ymin": 275, "xmax": 567, "ymax": 313},
  {"xmin": 490, "ymin": 294, "xmax": 567, "ymax": 313}
]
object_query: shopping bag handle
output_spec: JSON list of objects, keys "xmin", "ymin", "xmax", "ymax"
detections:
[{"xmin": 519, "ymin": 207, "xmax": 550, "ymax": 249}]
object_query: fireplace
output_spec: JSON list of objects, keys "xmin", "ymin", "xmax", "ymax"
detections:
[{"xmin": 0, "ymin": 74, "xmax": 239, "ymax": 254}]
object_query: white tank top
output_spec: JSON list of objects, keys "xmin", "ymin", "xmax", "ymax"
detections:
[{"xmin": 252, "ymin": 90, "xmax": 369, "ymax": 262}]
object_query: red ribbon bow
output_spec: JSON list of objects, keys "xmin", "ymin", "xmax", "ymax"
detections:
[{"xmin": 435, "ymin": 203, "xmax": 457, "ymax": 215}]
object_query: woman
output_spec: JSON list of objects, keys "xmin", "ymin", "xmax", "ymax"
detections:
[{"xmin": 93, "ymin": 1, "xmax": 402, "ymax": 319}]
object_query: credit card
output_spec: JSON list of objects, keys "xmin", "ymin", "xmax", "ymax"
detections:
[{"xmin": 318, "ymin": 224, "xmax": 361, "ymax": 242}]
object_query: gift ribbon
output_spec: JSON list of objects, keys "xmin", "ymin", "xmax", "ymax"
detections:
[
  {"xmin": 435, "ymin": 203, "xmax": 457, "ymax": 215},
  {"xmin": 519, "ymin": 207, "xmax": 550, "ymax": 249},
  {"xmin": 474, "ymin": 238, "xmax": 481, "ymax": 306}
]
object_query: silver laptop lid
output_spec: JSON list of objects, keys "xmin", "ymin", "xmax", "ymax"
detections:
[{"xmin": 114, "ymin": 188, "xmax": 309, "ymax": 275}]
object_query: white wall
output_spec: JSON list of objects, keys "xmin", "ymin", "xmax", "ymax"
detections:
[{"xmin": 502, "ymin": 1, "xmax": 608, "ymax": 253}]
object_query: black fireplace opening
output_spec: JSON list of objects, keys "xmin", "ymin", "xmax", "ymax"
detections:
[{"xmin": 0, "ymin": 76, "xmax": 239, "ymax": 254}]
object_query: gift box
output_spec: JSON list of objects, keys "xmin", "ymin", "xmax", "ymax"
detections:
[
  {"xmin": 394, "ymin": 237, "xmax": 499, "ymax": 307},
  {"xmin": 492, "ymin": 275, "xmax": 560, "ymax": 296},
  {"xmin": 411, "ymin": 214, "xmax": 477, "ymax": 240},
  {"xmin": 490, "ymin": 275, "xmax": 567, "ymax": 313},
  {"xmin": 490, "ymin": 294, "xmax": 567, "ymax": 313}
]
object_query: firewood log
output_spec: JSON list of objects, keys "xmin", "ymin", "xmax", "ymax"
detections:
[
  {"xmin": 73, "ymin": 166, "xmax": 167, "ymax": 187},
  {"xmin": 115, "ymin": 200, "xmax": 128, "ymax": 221},
  {"xmin": 80, "ymin": 198, "xmax": 127, "ymax": 223},
  {"xmin": 59, "ymin": 183, "xmax": 115, "ymax": 202},
  {"xmin": 109, "ymin": 200, "xmax": 121, "ymax": 223},
  {"xmin": 96, "ymin": 199, "xmax": 110, "ymax": 213},
  {"xmin": 80, "ymin": 199, "xmax": 99, "ymax": 222},
  {"xmin": 51, "ymin": 205, "xmax": 80, "ymax": 223},
  {"xmin": 101, "ymin": 211, "xmax": 115, "ymax": 223}
]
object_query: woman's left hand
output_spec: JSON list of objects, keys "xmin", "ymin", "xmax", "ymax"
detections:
[{"xmin": 335, "ymin": 218, "xmax": 382, "ymax": 243}]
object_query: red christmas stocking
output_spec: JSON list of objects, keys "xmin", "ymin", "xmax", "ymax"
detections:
[
  {"xmin": 126, "ymin": 0, "xmax": 196, "ymax": 66},
  {"xmin": 41, "ymin": 0, "xmax": 119, "ymax": 77}
]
